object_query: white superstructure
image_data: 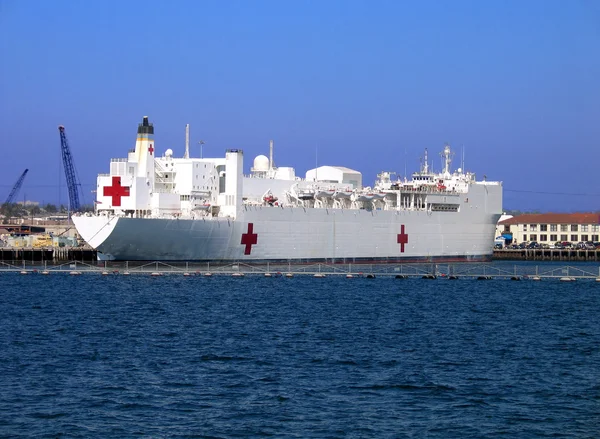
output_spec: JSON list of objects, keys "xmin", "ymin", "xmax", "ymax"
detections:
[{"xmin": 73, "ymin": 117, "xmax": 503, "ymax": 262}]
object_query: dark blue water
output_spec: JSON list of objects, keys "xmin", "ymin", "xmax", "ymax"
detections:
[{"xmin": 1, "ymin": 273, "xmax": 599, "ymax": 438}]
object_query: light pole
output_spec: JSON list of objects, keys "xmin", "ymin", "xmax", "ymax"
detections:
[{"xmin": 198, "ymin": 140, "xmax": 206, "ymax": 158}]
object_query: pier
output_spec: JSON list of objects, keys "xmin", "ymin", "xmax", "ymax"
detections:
[
  {"xmin": 493, "ymin": 248, "xmax": 600, "ymax": 262},
  {"xmin": 0, "ymin": 247, "xmax": 598, "ymax": 266},
  {"xmin": 0, "ymin": 247, "xmax": 97, "ymax": 262}
]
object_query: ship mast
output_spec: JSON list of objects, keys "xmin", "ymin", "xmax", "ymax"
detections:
[{"xmin": 442, "ymin": 144, "xmax": 453, "ymax": 176}]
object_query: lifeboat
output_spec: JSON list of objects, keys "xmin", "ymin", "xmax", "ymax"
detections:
[
  {"xmin": 316, "ymin": 189, "xmax": 335, "ymax": 198},
  {"xmin": 297, "ymin": 190, "xmax": 315, "ymax": 200},
  {"xmin": 357, "ymin": 192, "xmax": 385, "ymax": 202},
  {"xmin": 263, "ymin": 195, "xmax": 278, "ymax": 205},
  {"xmin": 333, "ymin": 190, "xmax": 353, "ymax": 199},
  {"xmin": 357, "ymin": 193, "xmax": 375, "ymax": 202}
]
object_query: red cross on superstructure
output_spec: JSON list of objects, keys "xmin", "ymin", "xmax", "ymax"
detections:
[
  {"xmin": 103, "ymin": 176, "xmax": 130, "ymax": 207},
  {"xmin": 148, "ymin": 144, "xmax": 154, "ymax": 155},
  {"xmin": 397, "ymin": 224, "xmax": 409, "ymax": 252},
  {"xmin": 241, "ymin": 223, "xmax": 258, "ymax": 255}
]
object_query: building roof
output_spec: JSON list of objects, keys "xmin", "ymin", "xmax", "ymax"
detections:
[
  {"xmin": 499, "ymin": 213, "xmax": 600, "ymax": 226},
  {"xmin": 330, "ymin": 166, "xmax": 360, "ymax": 174},
  {"xmin": 309, "ymin": 165, "xmax": 360, "ymax": 174}
]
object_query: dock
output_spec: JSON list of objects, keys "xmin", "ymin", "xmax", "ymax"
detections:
[
  {"xmin": 493, "ymin": 248, "xmax": 600, "ymax": 262},
  {"xmin": 0, "ymin": 247, "xmax": 97, "ymax": 262},
  {"xmin": 1, "ymin": 247, "xmax": 598, "ymax": 264}
]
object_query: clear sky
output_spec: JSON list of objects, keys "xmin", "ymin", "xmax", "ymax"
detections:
[{"xmin": 1, "ymin": 0, "xmax": 599, "ymax": 212}]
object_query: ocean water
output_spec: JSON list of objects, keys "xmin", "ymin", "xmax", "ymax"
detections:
[{"xmin": 1, "ymin": 272, "xmax": 599, "ymax": 438}]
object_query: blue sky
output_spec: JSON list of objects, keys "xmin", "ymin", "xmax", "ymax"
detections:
[{"xmin": 1, "ymin": 0, "xmax": 599, "ymax": 211}]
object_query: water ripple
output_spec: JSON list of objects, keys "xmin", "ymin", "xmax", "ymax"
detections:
[{"xmin": 0, "ymin": 274, "xmax": 599, "ymax": 438}]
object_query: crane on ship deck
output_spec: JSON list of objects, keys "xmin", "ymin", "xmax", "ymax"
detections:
[
  {"xmin": 58, "ymin": 125, "xmax": 83, "ymax": 212},
  {"xmin": 3, "ymin": 169, "xmax": 29, "ymax": 205}
]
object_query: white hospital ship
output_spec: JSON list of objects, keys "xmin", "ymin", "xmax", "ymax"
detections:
[{"xmin": 73, "ymin": 116, "xmax": 503, "ymax": 262}]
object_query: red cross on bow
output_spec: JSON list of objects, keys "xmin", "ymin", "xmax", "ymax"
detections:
[
  {"xmin": 103, "ymin": 176, "xmax": 130, "ymax": 207},
  {"xmin": 397, "ymin": 225, "xmax": 409, "ymax": 252},
  {"xmin": 148, "ymin": 144, "xmax": 154, "ymax": 155},
  {"xmin": 241, "ymin": 223, "xmax": 258, "ymax": 255}
]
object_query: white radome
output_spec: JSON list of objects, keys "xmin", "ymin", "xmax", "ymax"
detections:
[{"xmin": 253, "ymin": 155, "xmax": 269, "ymax": 171}]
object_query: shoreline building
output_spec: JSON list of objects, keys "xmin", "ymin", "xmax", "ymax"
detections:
[{"xmin": 498, "ymin": 213, "xmax": 600, "ymax": 245}]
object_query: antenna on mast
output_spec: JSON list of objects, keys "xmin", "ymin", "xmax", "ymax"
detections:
[
  {"xmin": 441, "ymin": 143, "xmax": 453, "ymax": 176},
  {"xmin": 315, "ymin": 143, "xmax": 319, "ymax": 181},
  {"xmin": 184, "ymin": 124, "xmax": 190, "ymax": 159},
  {"xmin": 269, "ymin": 140, "xmax": 274, "ymax": 172}
]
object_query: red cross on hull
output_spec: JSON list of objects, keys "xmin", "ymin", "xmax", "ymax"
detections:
[
  {"xmin": 103, "ymin": 176, "xmax": 130, "ymax": 207},
  {"xmin": 241, "ymin": 223, "xmax": 258, "ymax": 255},
  {"xmin": 148, "ymin": 144, "xmax": 154, "ymax": 155},
  {"xmin": 397, "ymin": 225, "xmax": 409, "ymax": 252}
]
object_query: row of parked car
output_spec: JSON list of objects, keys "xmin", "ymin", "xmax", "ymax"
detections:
[{"xmin": 497, "ymin": 241, "xmax": 600, "ymax": 250}]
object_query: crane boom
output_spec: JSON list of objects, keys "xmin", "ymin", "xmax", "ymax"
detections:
[
  {"xmin": 58, "ymin": 125, "xmax": 82, "ymax": 211},
  {"xmin": 4, "ymin": 169, "xmax": 29, "ymax": 205}
]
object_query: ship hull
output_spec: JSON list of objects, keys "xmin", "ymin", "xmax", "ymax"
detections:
[{"xmin": 73, "ymin": 205, "xmax": 501, "ymax": 262}]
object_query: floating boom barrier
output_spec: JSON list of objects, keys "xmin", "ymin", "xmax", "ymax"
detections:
[{"xmin": 2, "ymin": 261, "xmax": 600, "ymax": 282}]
